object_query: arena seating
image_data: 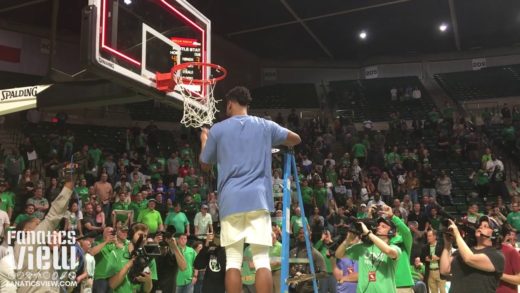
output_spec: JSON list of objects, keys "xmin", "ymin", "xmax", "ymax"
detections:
[
  {"xmin": 250, "ymin": 83, "xmax": 320, "ymax": 109},
  {"xmin": 127, "ymin": 101, "xmax": 183, "ymax": 122},
  {"xmin": 329, "ymin": 76, "xmax": 434, "ymax": 122},
  {"xmin": 24, "ymin": 122, "xmax": 178, "ymax": 160},
  {"xmin": 434, "ymin": 64, "xmax": 520, "ymax": 101}
]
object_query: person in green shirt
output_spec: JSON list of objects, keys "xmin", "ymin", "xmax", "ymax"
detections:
[
  {"xmin": 14, "ymin": 203, "xmax": 35, "ymax": 225},
  {"xmin": 75, "ymin": 178, "xmax": 90, "ymax": 206},
  {"xmin": 352, "ymin": 141, "xmax": 367, "ymax": 166},
  {"xmin": 105, "ymin": 224, "xmax": 158, "ymax": 293},
  {"xmin": 176, "ymin": 233, "xmax": 198, "ymax": 292},
  {"xmin": 290, "ymin": 207, "xmax": 305, "ymax": 236},
  {"xmin": 313, "ymin": 230, "xmax": 337, "ymax": 292},
  {"xmin": 301, "ymin": 179, "xmax": 314, "ymax": 216},
  {"xmin": 88, "ymin": 144, "xmax": 102, "ymax": 167},
  {"xmin": 410, "ymin": 257, "xmax": 427, "ymax": 293},
  {"xmin": 137, "ymin": 199, "xmax": 164, "ymax": 234},
  {"xmin": 0, "ymin": 181, "xmax": 15, "ymax": 220},
  {"xmin": 381, "ymin": 205, "xmax": 415, "ymax": 292},
  {"xmin": 336, "ymin": 217, "xmax": 402, "ymax": 293},
  {"xmin": 269, "ymin": 232, "xmax": 282, "ymax": 293},
  {"xmin": 242, "ymin": 244, "xmax": 256, "ymax": 292},
  {"xmin": 164, "ymin": 202, "xmax": 190, "ymax": 236},
  {"xmin": 130, "ymin": 192, "xmax": 149, "ymax": 221},
  {"xmin": 112, "ymin": 192, "xmax": 133, "ymax": 227},
  {"xmin": 506, "ymin": 203, "xmax": 520, "ymax": 232},
  {"xmin": 314, "ymin": 180, "xmax": 328, "ymax": 213}
]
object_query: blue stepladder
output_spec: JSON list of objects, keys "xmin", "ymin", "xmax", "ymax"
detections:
[{"xmin": 280, "ymin": 149, "xmax": 318, "ymax": 293}]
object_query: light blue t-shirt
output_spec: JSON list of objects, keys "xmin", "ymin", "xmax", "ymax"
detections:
[{"xmin": 200, "ymin": 115, "xmax": 288, "ymax": 219}]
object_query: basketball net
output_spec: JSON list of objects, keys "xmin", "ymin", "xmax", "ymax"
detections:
[
  {"xmin": 174, "ymin": 80, "xmax": 218, "ymax": 128},
  {"xmin": 166, "ymin": 62, "xmax": 227, "ymax": 128}
]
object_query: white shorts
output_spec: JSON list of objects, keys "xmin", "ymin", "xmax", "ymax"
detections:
[{"xmin": 220, "ymin": 210, "xmax": 272, "ymax": 247}]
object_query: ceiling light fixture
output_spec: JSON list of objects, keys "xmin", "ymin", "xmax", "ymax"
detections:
[
  {"xmin": 359, "ymin": 31, "xmax": 367, "ymax": 40},
  {"xmin": 439, "ymin": 23, "xmax": 448, "ymax": 32}
]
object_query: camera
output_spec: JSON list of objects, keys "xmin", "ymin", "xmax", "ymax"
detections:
[
  {"xmin": 128, "ymin": 235, "xmax": 157, "ymax": 284},
  {"xmin": 156, "ymin": 225, "xmax": 177, "ymax": 247},
  {"xmin": 440, "ymin": 218, "xmax": 476, "ymax": 247}
]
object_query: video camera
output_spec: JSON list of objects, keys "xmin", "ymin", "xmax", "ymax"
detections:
[
  {"xmin": 128, "ymin": 235, "xmax": 160, "ymax": 284},
  {"xmin": 156, "ymin": 225, "xmax": 177, "ymax": 247},
  {"xmin": 440, "ymin": 218, "xmax": 476, "ymax": 247}
]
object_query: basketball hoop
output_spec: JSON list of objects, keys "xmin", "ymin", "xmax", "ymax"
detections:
[{"xmin": 155, "ymin": 62, "xmax": 227, "ymax": 128}]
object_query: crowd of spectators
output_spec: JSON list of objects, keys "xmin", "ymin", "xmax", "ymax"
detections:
[{"xmin": 0, "ymin": 100, "xmax": 519, "ymax": 292}]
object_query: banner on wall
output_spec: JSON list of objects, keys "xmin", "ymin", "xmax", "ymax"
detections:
[
  {"xmin": 365, "ymin": 66, "xmax": 378, "ymax": 79},
  {"xmin": 262, "ymin": 68, "xmax": 278, "ymax": 81},
  {"xmin": 472, "ymin": 58, "xmax": 487, "ymax": 71},
  {"xmin": 0, "ymin": 85, "xmax": 51, "ymax": 115}
]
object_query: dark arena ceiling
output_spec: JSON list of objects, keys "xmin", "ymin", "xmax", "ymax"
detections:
[{"xmin": 1, "ymin": 0, "xmax": 520, "ymax": 61}]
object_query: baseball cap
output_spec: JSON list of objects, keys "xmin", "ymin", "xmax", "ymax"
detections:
[
  {"xmin": 201, "ymin": 204, "xmax": 208, "ymax": 209},
  {"xmin": 119, "ymin": 225, "xmax": 129, "ymax": 231},
  {"xmin": 377, "ymin": 217, "xmax": 396, "ymax": 230},
  {"xmin": 360, "ymin": 203, "xmax": 367, "ymax": 207}
]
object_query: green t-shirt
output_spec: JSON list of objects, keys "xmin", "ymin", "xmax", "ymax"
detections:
[
  {"xmin": 14, "ymin": 213, "xmax": 33, "ymax": 225},
  {"xmin": 242, "ymin": 246, "xmax": 256, "ymax": 285},
  {"xmin": 164, "ymin": 212, "xmax": 189, "ymax": 234},
  {"xmin": 88, "ymin": 148, "xmax": 102, "ymax": 166},
  {"xmin": 314, "ymin": 240, "xmax": 333, "ymax": 273},
  {"xmin": 94, "ymin": 240, "xmax": 129, "ymax": 279},
  {"xmin": 0, "ymin": 191, "xmax": 15, "ymax": 213},
  {"xmin": 507, "ymin": 211, "xmax": 520, "ymax": 231},
  {"xmin": 105, "ymin": 243, "xmax": 158, "ymax": 293},
  {"xmin": 428, "ymin": 111, "xmax": 440, "ymax": 122},
  {"xmin": 269, "ymin": 241, "xmax": 282, "ymax": 271},
  {"xmin": 385, "ymin": 152, "xmax": 401, "ymax": 166},
  {"xmin": 290, "ymin": 215, "xmax": 304, "ymax": 235},
  {"xmin": 346, "ymin": 242, "xmax": 401, "ymax": 293},
  {"xmin": 177, "ymin": 245, "xmax": 197, "ymax": 286},
  {"xmin": 184, "ymin": 176, "xmax": 198, "ymax": 188},
  {"xmin": 112, "ymin": 202, "xmax": 132, "ymax": 223},
  {"xmin": 410, "ymin": 264, "xmax": 425, "ymax": 282},
  {"xmin": 314, "ymin": 188, "xmax": 327, "ymax": 208},
  {"xmin": 75, "ymin": 187, "xmax": 89, "ymax": 203},
  {"xmin": 192, "ymin": 193, "xmax": 202, "ymax": 204},
  {"xmin": 301, "ymin": 187, "xmax": 314, "ymax": 205},
  {"xmin": 130, "ymin": 200, "xmax": 148, "ymax": 221},
  {"xmin": 352, "ymin": 143, "xmax": 367, "ymax": 158},
  {"xmin": 148, "ymin": 162, "xmax": 163, "ymax": 180},
  {"xmin": 137, "ymin": 209, "xmax": 163, "ymax": 233}
]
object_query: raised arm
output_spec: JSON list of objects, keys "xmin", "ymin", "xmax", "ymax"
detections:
[
  {"xmin": 440, "ymin": 233, "xmax": 453, "ymax": 276},
  {"xmin": 361, "ymin": 222, "xmax": 399, "ymax": 259},
  {"xmin": 37, "ymin": 181, "xmax": 74, "ymax": 232},
  {"xmin": 448, "ymin": 220, "xmax": 496, "ymax": 272}
]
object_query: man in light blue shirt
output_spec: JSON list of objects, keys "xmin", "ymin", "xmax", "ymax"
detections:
[{"xmin": 200, "ymin": 86, "xmax": 301, "ymax": 293}]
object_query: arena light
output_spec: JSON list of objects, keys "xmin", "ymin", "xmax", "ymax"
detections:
[
  {"xmin": 439, "ymin": 23, "xmax": 448, "ymax": 32},
  {"xmin": 359, "ymin": 31, "xmax": 367, "ymax": 40},
  {"xmin": 123, "ymin": 0, "xmax": 132, "ymax": 5}
]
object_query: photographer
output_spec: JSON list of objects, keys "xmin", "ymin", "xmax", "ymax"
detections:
[
  {"xmin": 439, "ymin": 216, "xmax": 504, "ymax": 292},
  {"xmin": 155, "ymin": 229, "xmax": 188, "ymax": 293},
  {"xmin": 313, "ymin": 230, "xmax": 337, "ymax": 293},
  {"xmin": 335, "ymin": 218, "xmax": 401, "ymax": 293},
  {"xmin": 106, "ymin": 223, "xmax": 157, "ymax": 293}
]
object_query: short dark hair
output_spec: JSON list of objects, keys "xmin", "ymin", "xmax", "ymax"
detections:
[{"xmin": 225, "ymin": 86, "xmax": 252, "ymax": 106}]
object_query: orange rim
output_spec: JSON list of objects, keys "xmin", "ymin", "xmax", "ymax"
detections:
[{"xmin": 171, "ymin": 62, "xmax": 227, "ymax": 85}]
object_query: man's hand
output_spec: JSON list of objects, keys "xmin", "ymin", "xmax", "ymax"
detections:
[
  {"xmin": 359, "ymin": 222, "xmax": 370, "ymax": 236},
  {"xmin": 167, "ymin": 237, "xmax": 178, "ymax": 249},
  {"xmin": 154, "ymin": 234, "xmax": 163, "ymax": 244},
  {"xmin": 205, "ymin": 233, "xmax": 214, "ymax": 246},
  {"xmin": 135, "ymin": 272, "xmax": 152, "ymax": 283},
  {"xmin": 103, "ymin": 227, "xmax": 116, "ymax": 243},
  {"xmin": 200, "ymin": 128, "xmax": 209, "ymax": 144},
  {"xmin": 446, "ymin": 219, "xmax": 460, "ymax": 238},
  {"xmin": 431, "ymin": 255, "xmax": 440, "ymax": 261},
  {"xmin": 380, "ymin": 205, "xmax": 394, "ymax": 218}
]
